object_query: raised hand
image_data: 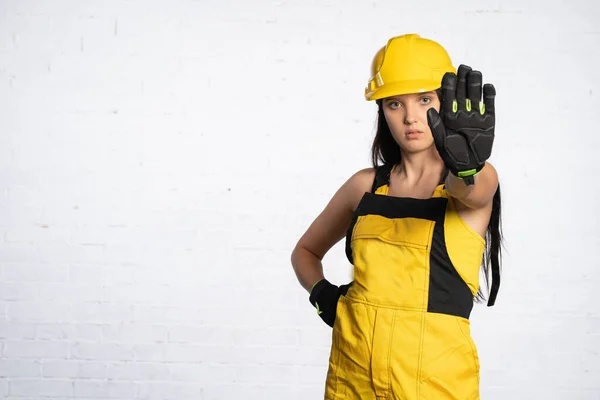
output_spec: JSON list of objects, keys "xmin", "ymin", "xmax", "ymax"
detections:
[{"xmin": 427, "ymin": 64, "xmax": 496, "ymax": 185}]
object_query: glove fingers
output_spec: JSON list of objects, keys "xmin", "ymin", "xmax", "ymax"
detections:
[
  {"xmin": 467, "ymin": 70, "xmax": 482, "ymax": 112},
  {"xmin": 440, "ymin": 72, "xmax": 457, "ymax": 115},
  {"xmin": 456, "ymin": 65, "xmax": 471, "ymax": 110},
  {"xmin": 338, "ymin": 281, "xmax": 353, "ymax": 296},
  {"xmin": 483, "ymin": 83, "xmax": 496, "ymax": 117}
]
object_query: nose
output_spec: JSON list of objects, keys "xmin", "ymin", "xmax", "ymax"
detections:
[{"xmin": 404, "ymin": 103, "xmax": 418, "ymax": 125}]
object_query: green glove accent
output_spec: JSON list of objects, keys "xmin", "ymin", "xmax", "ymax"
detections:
[{"xmin": 427, "ymin": 64, "xmax": 496, "ymax": 185}]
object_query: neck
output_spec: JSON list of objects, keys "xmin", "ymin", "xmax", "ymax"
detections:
[{"xmin": 396, "ymin": 148, "xmax": 445, "ymax": 184}]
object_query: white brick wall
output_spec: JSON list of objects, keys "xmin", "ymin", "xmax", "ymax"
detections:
[{"xmin": 1, "ymin": 0, "xmax": 599, "ymax": 399}]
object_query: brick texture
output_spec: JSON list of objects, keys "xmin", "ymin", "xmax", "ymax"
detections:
[{"xmin": 1, "ymin": 0, "xmax": 599, "ymax": 399}]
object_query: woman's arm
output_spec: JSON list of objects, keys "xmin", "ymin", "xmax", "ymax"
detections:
[
  {"xmin": 445, "ymin": 161, "xmax": 498, "ymax": 209},
  {"xmin": 291, "ymin": 168, "xmax": 374, "ymax": 293}
]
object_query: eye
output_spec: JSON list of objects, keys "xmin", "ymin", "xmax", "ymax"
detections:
[
  {"xmin": 420, "ymin": 97, "xmax": 432, "ymax": 105},
  {"xmin": 387, "ymin": 101, "xmax": 402, "ymax": 109}
]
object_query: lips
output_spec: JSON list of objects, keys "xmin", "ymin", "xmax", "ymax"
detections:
[{"xmin": 405, "ymin": 130, "xmax": 423, "ymax": 139}]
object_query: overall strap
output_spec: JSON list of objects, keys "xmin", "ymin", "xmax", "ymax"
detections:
[
  {"xmin": 371, "ymin": 164, "xmax": 394, "ymax": 194},
  {"xmin": 487, "ymin": 254, "xmax": 501, "ymax": 306}
]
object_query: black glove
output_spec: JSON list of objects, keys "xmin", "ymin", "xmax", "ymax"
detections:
[
  {"xmin": 427, "ymin": 64, "xmax": 496, "ymax": 185},
  {"xmin": 309, "ymin": 279, "xmax": 352, "ymax": 328}
]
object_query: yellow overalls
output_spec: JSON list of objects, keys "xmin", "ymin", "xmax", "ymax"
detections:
[{"xmin": 325, "ymin": 165, "xmax": 486, "ymax": 400}]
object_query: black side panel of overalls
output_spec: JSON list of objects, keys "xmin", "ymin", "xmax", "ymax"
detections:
[
  {"xmin": 345, "ymin": 191, "xmax": 474, "ymax": 319},
  {"xmin": 428, "ymin": 217, "xmax": 474, "ymax": 319}
]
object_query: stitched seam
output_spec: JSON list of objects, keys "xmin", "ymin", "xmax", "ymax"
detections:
[
  {"xmin": 372, "ymin": 309, "xmax": 391, "ymax": 400},
  {"xmin": 456, "ymin": 318, "xmax": 480, "ymax": 374},
  {"xmin": 351, "ymin": 234, "xmax": 428, "ymax": 249},
  {"xmin": 369, "ymin": 307, "xmax": 378, "ymax": 395},
  {"xmin": 352, "ymin": 216, "xmax": 365, "ymax": 240},
  {"xmin": 386, "ymin": 310, "xmax": 397, "ymax": 397},
  {"xmin": 331, "ymin": 297, "xmax": 347, "ymax": 396},
  {"xmin": 417, "ymin": 228, "xmax": 433, "ymax": 399},
  {"xmin": 344, "ymin": 296, "xmax": 427, "ymax": 312},
  {"xmin": 416, "ymin": 309, "xmax": 426, "ymax": 399},
  {"xmin": 456, "ymin": 319, "xmax": 481, "ymax": 400}
]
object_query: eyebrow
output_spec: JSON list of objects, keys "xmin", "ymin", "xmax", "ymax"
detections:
[{"xmin": 385, "ymin": 92, "xmax": 436, "ymax": 102}]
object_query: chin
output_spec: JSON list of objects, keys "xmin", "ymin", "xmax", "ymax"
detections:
[{"xmin": 399, "ymin": 141, "xmax": 434, "ymax": 153}]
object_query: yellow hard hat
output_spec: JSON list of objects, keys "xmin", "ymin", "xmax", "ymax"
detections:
[{"xmin": 365, "ymin": 34, "xmax": 456, "ymax": 101}]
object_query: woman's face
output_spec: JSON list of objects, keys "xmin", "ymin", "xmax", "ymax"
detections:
[{"xmin": 381, "ymin": 91, "xmax": 441, "ymax": 154}]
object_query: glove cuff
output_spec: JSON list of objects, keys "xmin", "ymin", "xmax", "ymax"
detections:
[{"xmin": 452, "ymin": 165, "xmax": 484, "ymax": 185}]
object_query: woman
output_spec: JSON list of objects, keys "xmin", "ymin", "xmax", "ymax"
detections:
[{"xmin": 291, "ymin": 33, "xmax": 503, "ymax": 400}]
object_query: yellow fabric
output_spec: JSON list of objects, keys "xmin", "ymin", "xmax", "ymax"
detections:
[
  {"xmin": 444, "ymin": 197, "xmax": 486, "ymax": 296},
  {"xmin": 364, "ymin": 34, "xmax": 456, "ymax": 101},
  {"xmin": 324, "ymin": 170, "xmax": 485, "ymax": 400}
]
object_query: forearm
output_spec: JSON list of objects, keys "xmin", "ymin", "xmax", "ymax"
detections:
[
  {"xmin": 445, "ymin": 162, "xmax": 497, "ymax": 209},
  {"xmin": 291, "ymin": 246, "xmax": 325, "ymax": 293},
  {"xmin": 444, "ymin": 170, "xmax": 477, "ymax": 200}
]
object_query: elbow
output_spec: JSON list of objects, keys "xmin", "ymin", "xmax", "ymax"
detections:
[
  {"xmin": 290, "ymin": 242, "xmax": 306, "ymax": 271},
  {"xmin": 290, "ymin": 244, "xmax": 299, "ymax": 268},
  {"xmin": 291, "ymin": 242, "xmax": 322, "ymax": 269}
]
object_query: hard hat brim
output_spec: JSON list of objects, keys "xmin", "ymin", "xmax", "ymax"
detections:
[{"xmin": 365, "ymin": 79, "xmax": 443, "ymax": 101}]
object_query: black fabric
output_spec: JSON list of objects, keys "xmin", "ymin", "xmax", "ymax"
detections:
[
  {"xmin": 346, "ymin": 165, "xmax": 391, "ymax": 265},
  {"xmin": 345, "ymin": 165, "xmax": 447, "ymax": 265},
  {"xmin": 487, "ymin": 254, "xmax": 501, "ymax": 306},
  {"xmin": 345, "ymin": 210, "xmax": 360, "ymax": 265},
  {"xmin": 371, "ymin": 164, "xmax": 393, "ymax": 193},
  {"xmin": 309, "ymin": 279, "xmax": 352, "ymax": 328},
  {"xmin": 343, "ymin": 165, "xmax": 476, "ymax": 319},
  {"xmin": 426, "ymin": 66, "xmax": 496, "ymax": 185},
  {"xmin": 354, "ymin": 194, "xmax": 448, "ymax": 221},
  {"xmin": 427, "ymin": 219, "xmax": 474, "ymax": 319}
]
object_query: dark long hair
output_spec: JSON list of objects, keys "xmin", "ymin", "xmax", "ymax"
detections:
[{"xmin": 370, "ymin": 99, "xmax": 503, "ymax": 306}]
